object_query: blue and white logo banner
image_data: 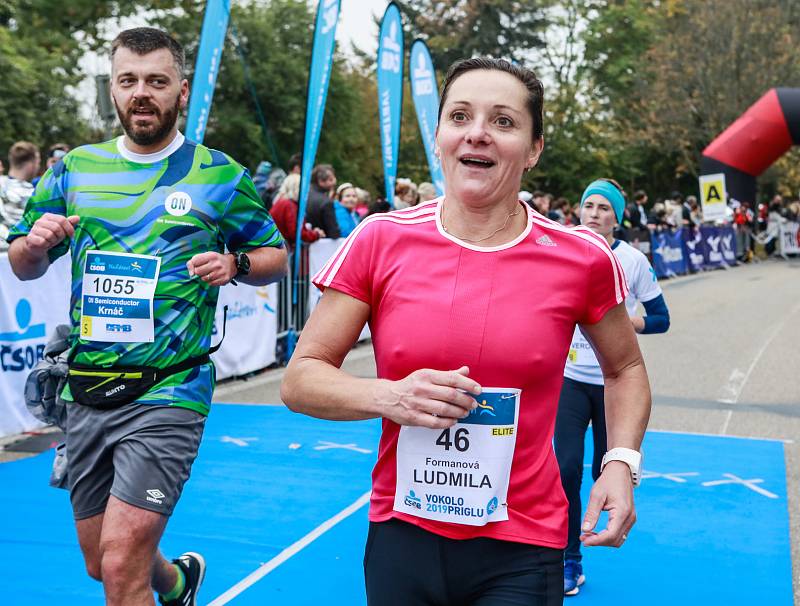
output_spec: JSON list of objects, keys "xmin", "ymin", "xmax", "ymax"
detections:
[
  {"xmin": 186, "ymin": 0, "xmax": 232, "ymax": 144},
  {"xmin": 652, "ymin": 229, "xmax": 687, "ymax": 278},
  {"xmin": 409, "ymin": 39, "xmax": 444, "ymax": 195},
  {"xmin": 700, "ymin": 225, "xmax": 736, "ymax": 268},
  {"xmin": 377, "ymin": 2, "xmax": 404, "ymax": 204},
  {"xmin": 295, "ymin": 0, "xmax": 341, "ymax": 280},
  {"xmin": 682, "ymin": 227, "xmax": 706, "ymax": 273},
  {"xmin": 0, "ymin": 254, "xmax": 70, "ymax": 437}
]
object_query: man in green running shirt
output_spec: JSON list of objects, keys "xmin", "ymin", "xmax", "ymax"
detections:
[{"xmin": 8, "ymin": 27, "xmax": 287, "ymax": 606}]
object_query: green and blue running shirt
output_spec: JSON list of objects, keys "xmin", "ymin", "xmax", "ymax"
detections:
[{"xmin": 8, "ymin": 133, "xmax": 284, "ymax": 415}]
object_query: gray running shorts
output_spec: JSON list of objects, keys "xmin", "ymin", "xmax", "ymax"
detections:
[{"xmin": 65, "ymin": 402, "xmax": 206, "ymax": 520}]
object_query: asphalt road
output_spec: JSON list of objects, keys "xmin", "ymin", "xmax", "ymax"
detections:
[{"xmin": 214, "ymin": 257, "xmax": 800, "ymax": 603}]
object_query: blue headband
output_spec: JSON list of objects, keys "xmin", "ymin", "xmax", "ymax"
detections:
[{"xmin": 580, "ymin": 180, "xmax": 625, "ymax": 223}]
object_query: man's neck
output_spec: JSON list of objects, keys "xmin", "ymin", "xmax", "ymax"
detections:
[
  {"xmin": 122, "ymin": 128, "xmax": 179, "ymax": 155},
  {"xmin": 118, "ymin": 131, "xmax": 184, "ymax": 164},
  {"xmin": 7, "ymin": 168, "xmax": 31, "ymax": 182}
]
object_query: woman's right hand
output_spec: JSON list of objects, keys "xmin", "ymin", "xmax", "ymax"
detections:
[{"xmin": 375, "ymin": 366, "xmax": 482, "ymax": 429}]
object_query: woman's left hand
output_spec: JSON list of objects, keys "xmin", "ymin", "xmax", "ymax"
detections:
[{"xmin": 579, "ymin": 461, "xmax": 636, "ymax": 548}]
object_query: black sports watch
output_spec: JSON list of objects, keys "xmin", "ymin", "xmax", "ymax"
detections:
[{"xmin": 232, "ymin": 251, "xmax": 251, "ymax": 281}]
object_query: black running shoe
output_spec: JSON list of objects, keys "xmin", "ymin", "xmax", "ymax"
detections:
[{"xmin": 159, "ymin": 552, "xmax": 206, "ymax": 606}]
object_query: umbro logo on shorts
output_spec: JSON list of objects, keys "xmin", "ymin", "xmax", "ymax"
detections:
[
  {"xmin": 146, "ymin": 489, "xmax": 165, "ymax": 504},
  {"xmin": 536, "ymin": 234, "xmax": 557, "ymax": 247}
]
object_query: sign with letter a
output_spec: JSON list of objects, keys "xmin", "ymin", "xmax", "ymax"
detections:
[{"xmin": 699, "ymin": 173, "xmax": 727, "ymax": 222}]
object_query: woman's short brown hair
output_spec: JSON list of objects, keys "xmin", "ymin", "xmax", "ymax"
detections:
[{"xmin": 437, "ymin": 57, "xmax": 544, "ymax": 141}]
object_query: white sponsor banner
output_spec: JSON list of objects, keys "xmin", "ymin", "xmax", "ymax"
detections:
[
  {"xmin": 780, "ymin": 221, "xmax": 800, "ymax": 254},
  {"xmin": 699, "ymin": 173, "xmax": 727, "ymax": 222},
  {"xmin": 0, "ymin": 253, "xmax": 70, "ymax": 437},
  {"xmin": 0, "ymin": 253, "xmax": 278, "ymax": 434},
  {"xmin": 212, "ymin": 282, "xmax": 278, "ymax": 380},
  {"xmin": 308, "ymin": 238, "xmax": 370, "ymax": 342}
]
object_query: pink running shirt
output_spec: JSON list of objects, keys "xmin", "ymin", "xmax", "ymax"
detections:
[{"xmin": 313, "ymin": 198, "xmax": 627, "ymax": 547}]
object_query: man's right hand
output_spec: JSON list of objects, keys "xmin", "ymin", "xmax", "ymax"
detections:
[
  {"xmin": 376, "ymin": 366, "xmax": 482, "ymax": 429},
  {"xmin": 24, "ymin": 214, "xmax": 79, "ymax": 257}
]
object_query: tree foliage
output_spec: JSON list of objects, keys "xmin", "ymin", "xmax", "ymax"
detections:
[
  {"xmin": 396, "ymin": 0, "xmax": 549, "ymax": 73},
  {"xmin": 5, "ymin": 0, "xmax": 800, "ymax": 204},
  {"xmin": 635, "ymin": 0, "xmax": 800, "ymax": 183}
]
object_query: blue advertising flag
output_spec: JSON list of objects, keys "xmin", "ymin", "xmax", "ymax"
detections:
[
  {"xmin": 409, "ymin": 39, "xmax": 445, "ymax": 195},
  {"xmin": 377, "ymin": 2, "xmax": 404, "ymax": 205},
  {"xmin": 186, "ymin": 0, "xmax": 232, "ymax": 144},
  {"xmin": 294, "ymin": 0, "xmax": 341, "ymax": 290}
]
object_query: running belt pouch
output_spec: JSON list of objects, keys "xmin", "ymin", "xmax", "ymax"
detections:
[
  {"xmin": 67, "ymin": 305, "xmax": 226, "ymax": 409},
  {"xmin": 67, "ymin": 355, "xmax": 209, "ymax": 409}
]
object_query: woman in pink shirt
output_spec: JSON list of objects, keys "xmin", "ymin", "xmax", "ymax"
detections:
[{"xmin": 282, "ymin": 57, "xmax": 651, "ymax": 606}]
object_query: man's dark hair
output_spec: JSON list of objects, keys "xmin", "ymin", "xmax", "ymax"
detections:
[
  {"xmin": 9, "ymin": 141, "xmax": 39, "ymax": 169},
  {"xmin": 111, "ymin": 27, "xmax": 186, "ymax": 79},
  {"xmin": 289, "ymin": 153, "xmax": 302, "ymax": 172},
  {"xmin": 438, "ymin": 57, "xmax": 544, "ymax": 141},
  {"xmin": 48, "ymin": 143, "xmax": 70, "ymax": 158},
  {"xmin": 634, "ymin": 190, "xmax": 647, "ymax": 202},
  {"xmin": 311, "ymin": 164, "xmax": 335, "ymax": 186}
]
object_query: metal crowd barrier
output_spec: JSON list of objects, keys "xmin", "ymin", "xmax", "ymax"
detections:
[{"xmin": 276, "ymin": 243, "xmax": 311, "ymax": 363}]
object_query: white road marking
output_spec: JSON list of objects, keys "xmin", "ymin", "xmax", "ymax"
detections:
[
  {"xmin": 701, "ymin": 473, "xmax": 779, "ymax": 499},
  {"xmin": 640, "ymin": 470, "xmax": 700, "ymax": 483},
  {"xmin": 719, "ymin": 410, "xmax": 733, "ymax": 436},
  {"xmin": 314, "ymin": 441, "xmax": 372, "ymax": 454},
  {"xmin": 220, "ymin": 436, "xmax": 259, "ymax": 447},
  {"xmin": 717, "ymin": 301, "xmax": 800, "ymax": 434},
  {"xmin": 207, "ymin": 491, "xmax": 371, "ymax": 605}
]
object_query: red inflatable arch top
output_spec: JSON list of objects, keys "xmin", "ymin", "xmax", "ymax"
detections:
[{"xmin": 701, "ymin": 88, "xmax": 800, "ymax": 204}]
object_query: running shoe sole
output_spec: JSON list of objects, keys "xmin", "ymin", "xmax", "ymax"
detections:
[
  {"xmin": 179, "ymin": 551, "xmax": 206, "ymax": 606},
  {"xmin": 565, "ymin": 573, "xmax": 585, "ymax": 597}
]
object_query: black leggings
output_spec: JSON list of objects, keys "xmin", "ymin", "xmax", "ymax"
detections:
[
  {"xmin": 364, "ymin": 519, "xmax": 563, "ymax": 606},
  {"xmin": 553, "ymin": 377, "xmax": 607, "ymax": 562}
]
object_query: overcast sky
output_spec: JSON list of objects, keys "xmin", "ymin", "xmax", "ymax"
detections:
[{"xmin": 77, "ymin": 0, "xmax": 391, "ymax": 124}]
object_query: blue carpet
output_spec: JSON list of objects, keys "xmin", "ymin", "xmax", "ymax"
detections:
[{"xmin": 0, "ymin": 406, "xmax": 792, "ymax": 605}]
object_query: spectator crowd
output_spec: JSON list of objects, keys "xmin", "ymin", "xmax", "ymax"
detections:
[{"xmin": 2, "ymin": 139, "xmax": 800, "ymax": 262}]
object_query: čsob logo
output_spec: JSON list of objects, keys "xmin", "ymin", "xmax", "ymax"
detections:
[
  {"xmin": 0, "ymin": 299, "xmax": 47, "ymax": 372},
  {"xmin": 413, "ymin": 52, "xmax": 434, "ymax": 95},
  {"xmin": 89, "ymin": 255, "xmax": 106, "ymax": 272},
  {"xmin": 380, "ymin": 21, "xmax": 401, "ymax": 72},
  {"xmin": 106, "ymin": 323, "xmax": 132, "ymax": 333}
]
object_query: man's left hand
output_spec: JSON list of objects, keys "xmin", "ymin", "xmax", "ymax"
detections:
[
  {"xmin": 579, "ymin": 460, "xmax": 636, "ymax": 548},
  {"xmin": 187, "ymin": 252, "xmax": 236, "ymax": 286}
]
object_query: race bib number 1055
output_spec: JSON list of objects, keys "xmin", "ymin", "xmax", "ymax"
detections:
[{"xmin": 80, "ymin": 250, "xmax": 161, "ymax": 343}]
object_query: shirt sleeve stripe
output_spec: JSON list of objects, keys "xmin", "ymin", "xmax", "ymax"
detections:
[{"xmin": 313, "ymin": 211, "xmax": 437, "ymax": 287}]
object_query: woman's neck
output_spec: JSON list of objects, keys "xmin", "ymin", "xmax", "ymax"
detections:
[{"xmin": 441, "ymin": 193, "xmax": 527, "ymax": 246}]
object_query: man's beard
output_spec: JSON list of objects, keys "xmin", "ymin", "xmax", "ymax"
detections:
[{"xmin": 116, "ymin": 96, "xmax": 181, "ymax": 147}]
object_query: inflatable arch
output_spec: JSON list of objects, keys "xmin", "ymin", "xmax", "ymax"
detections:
[{"xmin": 700, "ymin": 88, "xmax": 800, "ymax": 204}]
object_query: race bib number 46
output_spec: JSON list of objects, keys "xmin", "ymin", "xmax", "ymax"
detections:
[
  {"xmin": 80, "ymin": 251, "xmax": 161, "ymax": 343},
  {"xmin": 393, "ymin": 387, "xmax": 520, "ymax": 527}
]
